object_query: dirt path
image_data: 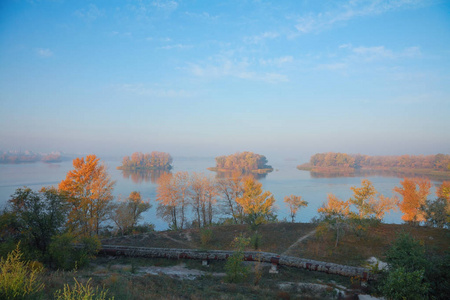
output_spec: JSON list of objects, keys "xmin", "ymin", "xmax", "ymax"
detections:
[
  {"xmin": 161, "ymin": 233, "xmax": 193, "ymax": 248},
  {"xmin": 281, "ymin": 229, "xmax": 316, "ymax": 256}
]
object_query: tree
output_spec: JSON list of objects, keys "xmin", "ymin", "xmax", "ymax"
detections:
[
  {"xmin": 217, "ymin": 171, "xmax": 244, "ymax": 224},
  {"xmin": 235, "ymin": 176, "xmax": 276, "ymax": 226},
  {"xmin": 156, "ymin": 172, "xmax": 190, "ymax": 230},
  {"xmin": 422, "ymin": 197, "xmax": 449, "ymax": 228},
  {"xmin": 393, "ymin": 178, "xmax": 432, "ymax": 224},
  {"xmin": 59, "ymin": 155, "xmax": 115, "ymax": 236},
  {"xmin": 5, "ymin": 187, "xmax": 67, "ymax": 257},
  {"xmin": 110, "ymin": 191, "xmax": 151, "ymax": 235},
  {"xmin": 379, "ymin": 233, "xmax": 429, "ymax": 300},
  {"xmin": 283, "ymin": 195, "xmax": 308, "ymax": 223},
  {"xmin": 349, "ymin": 179, "xmax": 398, "ymax": 220},
  {"xmin": 317, "ymin": 194, "xmax": 350, "ymax": 247}
]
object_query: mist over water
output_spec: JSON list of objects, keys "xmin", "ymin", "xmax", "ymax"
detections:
[{"xmin": 0, "ymin": 156, "xmax": 438, "ymax": 230}]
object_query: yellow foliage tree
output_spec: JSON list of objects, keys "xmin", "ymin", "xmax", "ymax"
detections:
[
  {"xmin": 283, "ymin": 195, "xmax": 308, "ymax": 223},
  {"xmin": 317, "ymin": 194, "xmax": 350, "ymax": 247},
  {"xmin": 349, "ymin": 179, "xmax": 398, "ymax": 220},
  {"xmin": 235, "ymin": 176, "xmax": 275, "ymax": 225},
  {"xmin": 59, "ymin": 155, "xmax": 115, "ymax": 236}
]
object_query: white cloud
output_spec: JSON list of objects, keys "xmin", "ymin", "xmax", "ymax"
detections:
[
  {"xmin": 152, "ymin": 0, "xmax": 178, "ymax": 11},
  {"xmin": 350, "ymin": 45, "xmax": 421, "ymax": 61},
  {"xmin": 244, "ymin": 31, "xmax": 279, "ymax": 44},
  {"xmin": 316, "ymin": 63, "xmax": 348, "ymax": 71},
  {"xmin": 188, "ymin": 58, "xmax": 288, "ymax": 83},
  {"xmin": 36, "ymin": 48, "xmax": 53, "ymax": 57},
  {"xmin": 294, "ymin": 0, "xmax": 431, "ymax": 35},
  {"xmin": 260, "ymin": 56, "xmax": 293, "ymax": 66},
  {"xmin": 116, "ymin": 84, "xmax": 194, "ymax": 98},
  {"xmin": 74, "ymin": 4, "xmax": 103, "ymax": 22},
  {"xmin": 159, "ymin": 44, "xmax": 193, "ymax": 50}
]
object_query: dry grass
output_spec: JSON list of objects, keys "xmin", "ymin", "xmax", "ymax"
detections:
[{"xmin": 291, "ymin": 223, "xmax": 449, "ymax": 266}]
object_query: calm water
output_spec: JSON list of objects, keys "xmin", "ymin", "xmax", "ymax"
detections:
[{"xmin": 0, "ymin": 157, "xmax": 439, "ymax": 230}]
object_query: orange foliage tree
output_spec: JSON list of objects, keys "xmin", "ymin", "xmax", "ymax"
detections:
[
  {"xmin": 283, "ymin": 195, "xmax": 308, "ymax": 223},
  {"xmin": 235, "ymin": 176, "xmax": 275, "ymax": 225},
  {"xmin": 59, "ymin": 155, "xmax": 115, "ymax": 236},
  {"xmin": 393, "ymin": 178, "xmax": 432, "ymax": 224},
  {"xmin": 156, "ymin": 172, "xmax": 190, "ymax": 230}
]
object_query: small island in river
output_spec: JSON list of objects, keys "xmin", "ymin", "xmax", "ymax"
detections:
[
  {"xmin": 208, "ymin": 151, "xmax": 273, "ymax": 174},
  {"xmin": 117, "ymin": 151, "xmax": 173, "ymax": 171}
]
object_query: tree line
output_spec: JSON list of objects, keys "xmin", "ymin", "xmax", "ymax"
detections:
[
  {"xmin": 301, "ymin": 152, "xmax": 450, "ymax": 172},
  {"xmin": 118, "ymin": 151, "xmax": 173, "ymax": 170},
  {"xmin": 210, "ymin": 151, "xmax": 273, "ymax": 174}
]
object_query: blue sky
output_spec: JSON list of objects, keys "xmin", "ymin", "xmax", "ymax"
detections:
[{"xmin": 1, "ymin": 0, "xmax": 449, "ymax": 160}]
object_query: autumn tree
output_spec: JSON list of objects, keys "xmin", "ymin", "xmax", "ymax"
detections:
[
  {"xmin": 349, "ymin": 179, "xmax": 398, "ymax": 220},
  {"xmin": 393, "ymin": 178, "xmax": 432, "ymax": 224},
  {"xmin": 317, "ymin": 194, "xmax": 350, "ymax": 247},
  {"xmin": 283, "ymin": 195, "xmax": 308, "ymax": 223},
  {"xmin": 190, "ymin": 173, "xmax": 218, "ymax": 227},
  {"xmin": 217, "ymin": 171, "xmax": 244, "ymax": 224},
  {"xmin": 235, "ymin": 176, "xmax": 276, "ymax": 226},
  {"xmin": 110, "ymin": 191, "xmax": 151, "ymax": 235},
  {"xmin": 156, "ymin": 172, "xmax": 190, "ymax": 230},
  {"xmin": 59, "ymin": 155, "xmax": 115, "ymax": 236}
]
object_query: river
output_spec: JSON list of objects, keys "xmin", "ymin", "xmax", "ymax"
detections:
[{"xmin": 0, "ymin": 156, "xmax": 440, "ymax": 230}]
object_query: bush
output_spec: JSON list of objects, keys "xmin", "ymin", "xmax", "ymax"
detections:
[
  {"xmin": 0, "ymin": 244, "xmax": 44, "ymax": 299},
  {"xmin": 54, "ymin": 278, "xmax": 111, "ymax": 300},
  {"xmin": 49, "ymin": 233, "xmax": 101, "ymax": 270},
  {"xmin": 225, "ymin": 234, "xmax": 250, "ymax": 283},
  {"xmin": 200, "ymin": 227, "xmax": 213, "ymax": 248},
  {"xmin": 379, "ymin": 267, "xmax": 428, "ymax": 300}
]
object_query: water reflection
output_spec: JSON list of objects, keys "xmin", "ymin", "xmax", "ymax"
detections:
[
  {"xmin": 121, "ymin": 169, "xmax": 170, "ymax": 184},
  {"xmin": 310, "ymin": 169, "xmax": 449, "ymax": 181}
]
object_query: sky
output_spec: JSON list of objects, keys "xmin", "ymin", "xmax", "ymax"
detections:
[{"xmin": 1, "ymin": 0, "xmax": 449, "ymax": 161}]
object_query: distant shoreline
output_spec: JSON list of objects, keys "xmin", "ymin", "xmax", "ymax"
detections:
[
  {"xmin": 297, "ymin": 164, "xmax": 450, "ymax": 180},
  {"xmin": 207, "ymin": 167, "xmax": 273, "ymax": 174}
]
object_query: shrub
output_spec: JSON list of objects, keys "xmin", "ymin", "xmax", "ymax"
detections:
[
  {"xmin": 379, "ymin": 267, "xmax": 428, "ymax": 300},
  {"xmin": 200, "ymin": 227, "xmax": 213, "ymax": 248},
  {"xmin": 225, "ymin": 234, "xmax": 250, "ymax": 283},
  {"xmin": 49, "ymin": 233, "xmax": 101, "ymax": 270},
  {"xmin": 0, "ymin": 244, "xmax": 44, "ymax": 299},
  {"xmin": 54, "ymin": 278, "xmax": 111, "ymax": 300}
]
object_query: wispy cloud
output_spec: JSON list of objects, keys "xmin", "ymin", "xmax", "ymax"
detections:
[
  {"xmin": 158, "ymin": 44, "xmax": 193, "ymax": 50},
  {"xmin": 127, "ymin": 0, "xmax": 178, "ymax": 20},
  {"xmin": 244, "ymin": 31, "xmax": 279, "ymax": 44},
  {"xmin": 260, "ymin": 56, "xmax": 293, "ymax": 67},
  {"xmin": 188, "ymin": 58, "xmax": 288, "ymax": 83},
  {"xmin": 350, "ymin": 45, "xmax": 421, "ymax": 61},
  {"xmin": 116, "ymin": 83, "xmax": 194, "ymax": 98},
  {"xmin": 36, "ymin": 48, "xmax": 53, "ymax": 58},
  {"xmin": 294, "ymin": 0, "xmax": 431, "ymax": 35},
  {"xmin": 74, "ymin": 4, "xmax": 103, "ymax": 22}
]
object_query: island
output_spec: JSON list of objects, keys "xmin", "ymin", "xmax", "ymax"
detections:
[
  {"xmin": 0, "ymin": 150, "xmax": 63, "ymax": 164},
  {"xmin": 117, "ymin": 151, "xmax": 173, "ymax": 171},
  {"xmin": 208, "ymin": 151, "xmax": 273, "ymax": 174},
  {"xmin": 298, "ymin": 152, "xmax": 450, "ymax": 179}
]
